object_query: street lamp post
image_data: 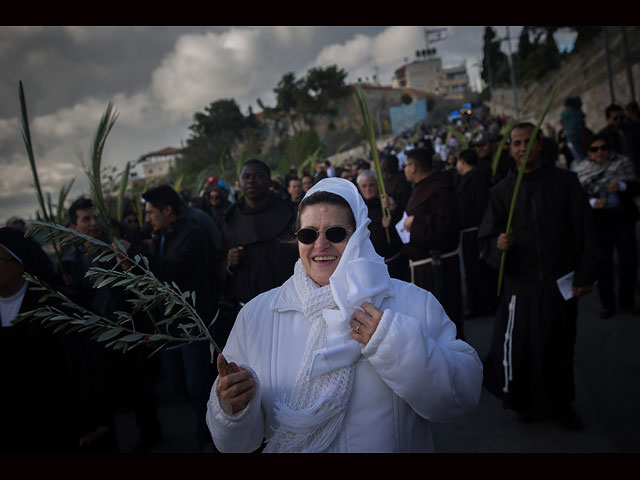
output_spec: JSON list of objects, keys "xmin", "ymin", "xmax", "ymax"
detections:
[
  {"xmin": 492, "ymin": 27, "xmax": 520, "ymax": 119},
  {"xmin": 505, "ymin": 26, "xmax": 520, "ymax": 119},
  {"xmin": 603, "ymin": 26, "xmax": 616, "ymax": 104}
]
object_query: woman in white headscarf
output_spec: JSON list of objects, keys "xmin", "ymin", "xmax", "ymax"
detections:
[{"xmin": 206, "ymin": 178, "xmax": 482, "ymax": 453}]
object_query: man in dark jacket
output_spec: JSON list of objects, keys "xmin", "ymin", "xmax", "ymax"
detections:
[
  {"xmin": 477, "ymin": 122, "xmax": 602, "ymax": 431},
  {"xmin": 402, "ymin": 147, "xmax": 464, "ymax": 340},
  {"xmin": 122, "ymin": 184, "xmax": 218, "ymax": 451},
  {"xmin": 455, "ymin": 148, "xmax": 498, "ymax": 318}
]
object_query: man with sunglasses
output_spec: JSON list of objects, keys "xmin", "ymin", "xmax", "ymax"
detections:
[
  {"xmin": 598, "ymin": 104, "xmax": 639, "ymax": 174},
  {"xmin": 478, "ymin": 122, "xmax": 602, "ymax": 431}
]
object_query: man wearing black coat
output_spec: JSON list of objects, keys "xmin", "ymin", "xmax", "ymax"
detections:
[
  {"xmin": 121, "ymin": 184, "xmax": 218, "ymax": 451},
  {"xmin": 219, "ymin": 159, "xmax": 298, "ymax": 339},
  {"xmin": 402, "ymin": 147, "xmax": 464, "ymax": 340},
  {"xmin": 455, "ymin": 149, "xmax": 498, "ymax": 318},
  {"xmin": 477, "ymin": 123, "xmax": 602, "ymax": 431}
]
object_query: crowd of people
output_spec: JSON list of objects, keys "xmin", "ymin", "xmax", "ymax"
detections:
[{"xmin": 2, "ymin": 98, "xmax": 640, "ymax": 453}]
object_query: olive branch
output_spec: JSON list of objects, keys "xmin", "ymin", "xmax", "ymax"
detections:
[{"xmin": 15, "ymin": 221, "xmax": 225, "ymax": 363}]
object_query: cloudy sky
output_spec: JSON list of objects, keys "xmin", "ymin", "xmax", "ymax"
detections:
[{"xmin": 1, "ymin": 25, "xmax": 575, "ymax": 224}]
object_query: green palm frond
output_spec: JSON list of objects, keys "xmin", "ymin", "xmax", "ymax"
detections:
[
  {"xmin": 298, "ymin": 146, "xmax": 323, "ymax": 179},
  {"xmin": 56, "ymin": 178, "xmax": 75, "ymax": 225},
  {"xmin": 354, "ymin": 85, "xmax": 390, "ymax": 243},
  {"xmin": 445, "ymin": 125, "xmax": 469, "ymax": 150},
  {"xmin": 19, "ymin": 81, "xmax": 48, "ymax": 222},
  {"xmin": 116, "ymin": 162, "xmax": 130, "ymax": 221},
  {"xmin": 85, "ymin": 102, "xmax": 119, "ymax": 238},
  {"xmin": 497, "ymin": 87, "xmax": 558, "ymax": 295},
  {"xmin": 491, "ymin": 118, "xmax": 518, "ymax": 177},
  {"xmin": 19, "ymin": 81, "xmax": 65, "ymax": 275}
]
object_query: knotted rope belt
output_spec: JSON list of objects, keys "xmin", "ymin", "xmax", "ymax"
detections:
[{"xmin": 408, "ymin": 226, "xmax": 479, "ymax": 284}]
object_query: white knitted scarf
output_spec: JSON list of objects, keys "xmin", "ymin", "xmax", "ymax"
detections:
[{"xmin": 263, "ymin": 260, "xmax": 356, "ymax": 453}]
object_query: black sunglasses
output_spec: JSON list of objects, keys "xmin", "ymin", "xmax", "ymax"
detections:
[
  {"xmin": 589, "ymin": 145, "xmax": 609, "ymax": 152},
  {"xmin": 295, "ymin": 226, "xmax": 352, "ymax": 244}
]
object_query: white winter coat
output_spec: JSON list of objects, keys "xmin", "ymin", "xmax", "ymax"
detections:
[{"xmin": 206, "ymin": 276, "xmax": 483, "ymax": 453}]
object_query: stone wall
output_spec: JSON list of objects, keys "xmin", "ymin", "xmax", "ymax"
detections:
[{"xmin": 488, "ymin": 27, "xmax": 640, "ymax": 135}]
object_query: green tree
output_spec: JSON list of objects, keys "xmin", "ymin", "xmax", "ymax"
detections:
[
  {"xmin": 481, "ymin": 27, "xmax": 511, "ymax": 91},
  {"xmin": 400, "ymin": 93, "xmax": 413, "ymax": 105},
  {"xmin": 514, "ymin": 26, "xmax": 561, "ymax": 85},
  {"xmin": 272, "ymin": 72, "xmax": 310, "ymax": 134},
  {"xmin": 259, "ymin": 65, "xmax": 351, "ymax": 134},
  {"xmin": 571, "ymin": 26, "xmax": 602, "ymax": 54},
  {"xmin": 304, "ymin": 65, "xmax": 351, "ymax": 116},
  {"xmin": 179, "ymin": 98, "xmax": 261, "ymax": 192}
]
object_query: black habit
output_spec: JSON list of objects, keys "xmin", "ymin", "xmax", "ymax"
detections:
[
  {"xmin": 404, "ymin": 171, "xmax": 464, "ymax": 340},
  {"xmin": 477, "ymin": 162, "xmax": 602, "ymax": 420},
  {"xmin": 455, "ymin": 165, "xmax": 499, "ymax": 317},
  {"xmin": 364, "ymin": 196, "xmax": 409, "ymax": 282},
  {"xmin": 220, "ymin": 191, "xmax": 298, "ymax": 316}
]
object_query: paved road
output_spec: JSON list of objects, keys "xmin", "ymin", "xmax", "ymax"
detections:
[
  {"xmin": 431, "ymin": 290, "xmax": 640, "ymax": 453},
  {"xmin": 115, "ymin": 289, "xmax": 640, "ymax": 453}
]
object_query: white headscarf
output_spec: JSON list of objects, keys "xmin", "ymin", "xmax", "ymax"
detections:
[
  {"xmin": 302, "ymin": 177, "xmax": 391, "ymax": 379},
  {"xmin": 264, "ymin": 178, "xmax": 392, "ymax": 452}
]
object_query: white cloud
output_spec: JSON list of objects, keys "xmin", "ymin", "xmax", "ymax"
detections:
[
  {"xmin": 151, "ymin": 28, "xmax": 267, "ymax": 115},
  {"xmin": 0, "ymin": 117, "xmax": 20, "ymax": 143}
]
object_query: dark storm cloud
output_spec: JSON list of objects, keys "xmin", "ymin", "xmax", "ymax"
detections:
[{"xmin": 1, "ymin": 26, "xmax": 215, "ymax": 117}]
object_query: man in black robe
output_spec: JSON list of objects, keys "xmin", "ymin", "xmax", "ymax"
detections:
[
  {"xmin": 455, "ymin": 148, "xmax": 499, "ymax": 318},
  {"xmin": 477, "ymin": 122, "xmax": 602, "ymax": 431},
  {"xmin": 381, "ymin": 154, "xmax": 413, "ymax": 214},
  {"xmin": 220, "ymin": 159, "xmax": 298, "ymax": 334},
  {"xmin": 402, "ymin": 147, "xmax": 464, "ymax": 340}
]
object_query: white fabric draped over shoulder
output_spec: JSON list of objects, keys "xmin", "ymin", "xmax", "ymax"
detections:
[{"xmin": 303, "ymin": 178, "xmax": 391, "ymax": 379}]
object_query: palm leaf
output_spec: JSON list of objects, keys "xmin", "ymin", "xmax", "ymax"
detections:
[
  {"xmin": 491, "ymin": 118, "xmax": 518, "ymax": 178},
  {"xmin": 496, "ymin": 87, "xmax": 558, "ymax": 295},
  {"xmin": 297, "ymin": 146, "xmax": 323, "ymax": 179},
  {"xmin": 445, "ymin": 125, "xmax": 469, "ymax": 150},
  {"xmin": 19, "ymin": 81, "xmax": 48, "ymax": 222},
  {"xmin": 116, "ymin": 162, "xmax": 130, "ymax": 221},
  {"xmin": 56, "ymin": 178, "xmax": 75, "ymax": 225},
  {"xmin": 85, "ymin": 102, "xmax": 119, "ymax": 238},
  {"xmin": 19, "ymin": 81, "xmax": 65, "ymax": 275},
  {"xmin": 354, "ymin": 85, "xmax": 390, "ymax": 243}
]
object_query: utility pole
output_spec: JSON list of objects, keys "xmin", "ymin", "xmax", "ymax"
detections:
[
  {"xmin": 621, "ymin": 26, "xmax": 636, "ymax": 103},
  {"xmin": 603, "ymin": 26, "xmax": 616, "ymax": 104},
  {"xmin": 505, "ymin": 26, "xmax": 520, "ymax": 119}
]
